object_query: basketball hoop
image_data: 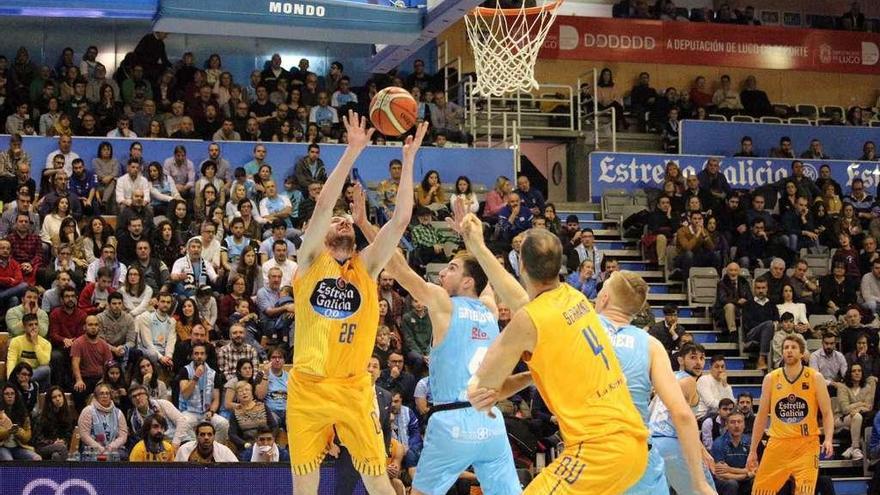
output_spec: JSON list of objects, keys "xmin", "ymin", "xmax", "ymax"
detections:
[{"xmin": 465, "ymin": 0, "xmax": 563, "ymax": 97}]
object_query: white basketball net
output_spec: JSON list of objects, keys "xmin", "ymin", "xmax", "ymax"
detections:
[{"xmin": 465, "ymin": 0, "xmax": 562, "ymax": 97}]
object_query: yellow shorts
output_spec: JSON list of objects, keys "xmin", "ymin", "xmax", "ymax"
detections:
[
  {"xmin": 524, "ymin": 434, "xmax": 647, "ymax": 495},
  {"xmin": 752, "ymin": 436, "xmax": 819, "ymax": 495},
  {"xmin": 287, "ymin": 371, "xmax": 386, "ymax": 476}
]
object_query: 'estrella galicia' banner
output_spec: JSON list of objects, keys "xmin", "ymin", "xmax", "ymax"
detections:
[{"xmin": 589, "ymin": 152, "xmax": 880, "ymax": 201}]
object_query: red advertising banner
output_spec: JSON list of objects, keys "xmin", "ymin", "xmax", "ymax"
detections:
[{"xmin": 540, "ymin": 17, "xmax": 880, "ymax": 74}]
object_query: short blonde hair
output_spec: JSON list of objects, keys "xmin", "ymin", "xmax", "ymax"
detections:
[{"xmin": 604, "ymin": 271, "xmax": 649, "ymax": 315}]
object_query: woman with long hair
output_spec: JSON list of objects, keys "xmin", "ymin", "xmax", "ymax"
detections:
[
  {"xmin": 0, "ymin": 385, "xmax": 41, "ymax": 460},
  {"xmin": 663, "ymin": 161, "xmax": 686, "ymax": 195},
  {"xmin": 233, "ymin": 245, "xmax": 262, "ymax": 296},
  {"xmin": 147, "ymin": 161, "xmax": 179, "ymax": 216},
  {"xmin": 99, "ymin": 361, "xmax": 131, "ymax": 414},
  {"xmin": 251, "ymin": 164, "xmax": 274, "ymax": 204},
  {"xmin": 41, "ymin": 196, "xmax": 77, "ymax": 246},
  {"xmin": 213, "ymin": 71, "xmax": 234, "ymax": 112},
  {"xmin": 449, "ymin": 175, "xmax": 478, "ymax": 214},
  {"xmin": 175, "ymin": 297, "xmax": 209, "ymax": 342},
  {"xmin": 39, "ymin": 97, "xmax": 61, "ymax": 136},
  {"xmin": 168, "ymin": 198, "xmax": 197, "ymax": 241},
  {"xmin": 82, "ymin": 216, "xmax": 117, "ymax": 265},
  {"xmin": 847, "ymin": 333, "xmax": 880, "ymax": 378},
  {"xmin": 204, "ymin": 54, "xmax": 223, "ymax": 87},
  {"xmin": 836, "ymin": 361, "xmax": 876, "ymax": 461},
  {"xmin": 415, "ymin": 169, "xmax": 449, "ymax": 217},
  {"xmin": 483, "ymin": 175, "xmax": 511, "ymax": 222},
  {"xmin": 834, "ymin": 203, "xmax": 864, "ymax": 248},
  {"xmin": 596, "ymin": 68, "xmax": 628, "ymax": 131},
  {"xmin": 543, "ymin": 203, "xmax": 562, "ymax": 235},
  {"xmin": 121, "ymin": 265, "xmax": 153, "ymax": 317},
  {"xmin": 272, "ymin": 120, "xmax": 297, "ymax": 143},
  {"xmin": 378, "ymin": 299, "xmax": 402, "ymax": 353},
  {"xmin": 195, "ymin": 161, "xmax": 226, "ymax": 213},
  {"xmin": 128, "ymin": 357, "xmax": 170, "ymax": 402},
  {"xmin": 194, "ymin": 183, "xmax": 220, "ymax": 225},
  {"xmin": 776, "ymin": 283, "xmax": 810, "ymax": 335},
  {"xmin": 8, "ymin": 363, "xmax": 39, "ymax": 414},
  {"xmin": 95, "ymin": 83, "xmax": 123, "ymax": 133},
  {"xmin": 77, "ymin": 382, "xmax": 128, "ymax": 458},
  {"xmin": 92, "ymin": 141, "xmax": 119, "ymax": 211},
  {"xmin": 817, "ymin": 182, "xmax": 842, "ymax": 215},
  {"xmin": 145, "ymin": 119, "xmax": 167, "ymax": 139},
  {"xmin": 55, "ymin": 217, "xmax": 87, "ymax": 268},
  {"xmin": 34, "ymin": 386, "xmax": 76, "ymax": 460},
  {"xmin": 153, "ymin": 220, "xmax": 184, "ymax": 271}
]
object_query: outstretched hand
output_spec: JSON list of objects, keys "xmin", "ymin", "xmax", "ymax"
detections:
[
  {"xmin": 444, "ymin": 197, "xmax": 469, "ymax": 234},
  {"xmin": 350, "ymin": 182, "xmax": 369, "ymax": 227},
  {"xmin": 402, "ymin": 121, "xmax": 430, "ymax": 161},
  {"xmin": 458, "ymin": 213, "xmax": 484, "ymax": 246},
  {"xmin": 343, "ymin": 110, "xmax": 375, "ymax": 149}
]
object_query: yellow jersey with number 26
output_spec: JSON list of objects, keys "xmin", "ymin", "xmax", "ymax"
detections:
[
  {"xmin": 522, "ymin": 284, "xmax": 647, "ymax": 445},
  {"xmin": 293, "ymin": 251, "xmax": 379, "ymax": 379}
]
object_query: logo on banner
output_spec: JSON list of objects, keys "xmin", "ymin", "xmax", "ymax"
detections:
[
  {"xmin": 820, "ymin": 44, "xmax": 832, "ymax": 64},
  {"xmin": 802, "ymin": 163, "xmax": 818, "ymax": 180},
  {"xmin": 23, "ymin": 479, "xmax": 99, "ymax": 495},
  {"xmin": 268, "ymin": 1, "xmax": 326, "ymax": 17},
  {"xmin": 863, "ymin": 42, "xmax": 880, "ymax": 65}
]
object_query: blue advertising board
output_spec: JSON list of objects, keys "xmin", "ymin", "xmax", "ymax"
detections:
[
  {"xmin": 589, "ymin": 151, "xmax": 880, "ymax": 200},
  {"xmin": 0, "ymin": 463, "xmax": 365, "ymax": 495},
  {"xmin": 680, "ymin": 120, "xmax": 880, "ymax": 161},
  {"xmin": 0, "ymin": 135, "xmax": 513, "ymax": 190}
]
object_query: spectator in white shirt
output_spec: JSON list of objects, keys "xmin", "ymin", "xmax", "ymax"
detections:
[
  {"xmin": 44, "ymin": 134, "xmax": 80, "ymax": 177},
  {"xmin": 116, "ymin": 159, "xmax": 151, "ymax": 208},
  {"xmin": 696, "ymin": 355, "xmax": 735, "ymax": 420},
  {"xmin": 261, "ymin": 240, "xmax": 297, "ymax": 287},
  {"xmin": 809, "ymin": 333, "xmax": 848, "ymax": 390},
  {"xmin": 861, "ymin": 258, "xmax": 880, "ymax": 314}
]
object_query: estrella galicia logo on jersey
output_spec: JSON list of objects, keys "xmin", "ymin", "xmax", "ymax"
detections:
[
  {"xmin": 309, "ymin": 278, "xmax": 361, "ymax": 319},
  {"xmin": 774, "ymin": 394, "xmax": 809, "ymax": 424}
]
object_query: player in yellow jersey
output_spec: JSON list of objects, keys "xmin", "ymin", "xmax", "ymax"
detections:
[
  {"xmin": 287, "ymin": 111, "xmax": 428, "ymax": 495},
  {"xmin": 747, "ymin": 333, "xmax": 834, "ymax": 495},
  {"xmin": 454, "ymin": 208, "xmax": 648, "ymax": 495}
]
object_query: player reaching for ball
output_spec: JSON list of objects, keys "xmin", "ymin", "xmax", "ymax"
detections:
[
  {"xmin": 747, "ymin": 334, "xmax": 834, "ymax": 495},
  {"xmin": 286, "ymin": 111, "xmax": 428, "ymax": 495},
  {"xmin": 352, "ymin": 191, "xmax": 522, "ymax": 495}
]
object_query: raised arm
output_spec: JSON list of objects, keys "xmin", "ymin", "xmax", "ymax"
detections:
[
  {"xmin": 385, "ymin": 253, "xmax": 451, "ymax": 340},
  {"xmin": 298, "ymin": 110, "xmax": 374, "ymax": 269},
  {"xmin": 361, "ymin": 121, "xmax": 429, "ymax": 277},
  {"xmin": 457, "ymin": 210, "xmax": 529, "ymax": 312}
]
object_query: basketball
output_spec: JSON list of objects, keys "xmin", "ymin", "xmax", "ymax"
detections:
[{"xmin": 369, "ymin": 87, "xmax": 418, "ymax": 136}]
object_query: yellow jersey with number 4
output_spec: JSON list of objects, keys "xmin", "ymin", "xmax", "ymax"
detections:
[
  {"xmin": 767, "ymin": 365, "xmax": 820, "ymax": 439},
  {"xmin": 293, "ymin": 251, "xmax": 379, "ymax": 378},
  {"xmin": 522, "ymin": 284, "xmax": 647, "ymax": 445}
]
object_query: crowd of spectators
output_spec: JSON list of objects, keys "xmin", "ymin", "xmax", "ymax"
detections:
[
  {"xmin": 613, "ymin": 0, "xmax": 876, "ymax": 32},
  {"xmin": 0, "ymin": 33, "xmax": 467, "ymax": 147},
  {"xmin": 587, "ymin": 67, "xmax": 878, "ymax": 152}
]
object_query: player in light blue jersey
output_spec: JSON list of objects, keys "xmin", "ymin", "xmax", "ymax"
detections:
[
  {"xmin": 594, "ymin": 271, "xmax": 716, "ymax": 495},
  {"xmin": 648, "ymin": 341, "xmax": 719, "ymax": 494},
  {"xmin": 353, "ymin": 193, "xmax": 520, "ymax": 495}
]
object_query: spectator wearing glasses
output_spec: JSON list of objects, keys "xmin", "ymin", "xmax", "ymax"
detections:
[{"xmin": 77, "ymin": 382, "xmax": 129, "ymax": 459}]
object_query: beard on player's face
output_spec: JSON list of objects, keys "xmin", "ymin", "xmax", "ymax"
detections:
[{"xmin": 326, "ymin": 230, "xmax": 355, "ymax": 251}]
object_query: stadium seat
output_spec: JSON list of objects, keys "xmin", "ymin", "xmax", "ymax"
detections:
[
  {"xmin": 706, "ymin": 114, "xmax": 728, "ymax": 122},
  {"xmin": 806, "ymin": 339, "xmax": 822, "ymax": 352},
  {"xmin": 0, "ymin": 332, "xmax": 7, "ymax": 360},
  {"xmin": 871, "ymin": 120, "xmax": 880, "ymax": 128},
  {"xmin": 753, "ymin": 267, "xmax": 769, "ymax": 280},
  {"xmin": 687, "ymin": 267, "xmax": 718, "ymax": 307},
  {"xmin": 0, "ymin": 361, "xmax": 5, "ymax": 382},
  {"xmin": 601, "ymin": 189, "xmax": 630, "ymax": 220},
  {"xmin": 822, "ymin": 105, "xmax": 845, "ymax": 118},
  {"xmin": 631, "ymin": 190, "xmax": 649, "ymax": 209},
  {"xmin": 787, "ymin": 117, "xmax": 813, "ymax": 125},
  {"xmin": 759, "ymin": 116, "xmax": 784, "ymax": 124},
  {"xmin": 800, "ymin": 251, "xmax": 830, "ymax": 277},
  {"xmin": 731, "ymin": 115, "xmax": 755, "ymax": 123},
  {"xmin": 795, "ymin": 104, "xmax": 819, "ymax": 120}
]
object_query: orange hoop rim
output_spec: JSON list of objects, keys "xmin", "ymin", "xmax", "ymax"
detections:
[{"xmin": 471, "ymin": 0, "xmax": 563, "ymax": 17}]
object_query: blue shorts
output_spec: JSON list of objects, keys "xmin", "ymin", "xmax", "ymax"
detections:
[
  {"xmin": 624, "ymin": 444, "xmax": 669, "ymax": 495},
  {"xmin": 412, "ymin": 407, "xmax": 521, "ymax": 495},
  {"xmin": 652, "ymin": 436, "xmax": 716, "ymax": 494}
]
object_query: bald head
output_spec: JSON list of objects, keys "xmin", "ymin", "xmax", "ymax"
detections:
[{"xmin": 520, "ymin": 229, "xmax": 563, "ymax": 283}]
